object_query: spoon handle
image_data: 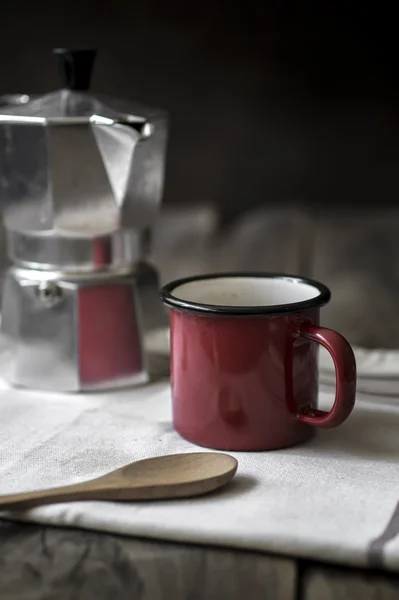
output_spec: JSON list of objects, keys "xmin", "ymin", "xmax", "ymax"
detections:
[{"xmin": 0, "ymin": 481, "xmax": 104, "ymax": 511}]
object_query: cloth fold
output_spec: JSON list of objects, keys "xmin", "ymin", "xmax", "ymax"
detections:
[{"xmin": 319, "ymin": 346, "xmax": 399, "ymax": 396}]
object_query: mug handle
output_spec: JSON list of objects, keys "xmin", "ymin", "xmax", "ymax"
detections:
[{"xmin": 296, "ymin": 322, "xmax": 357, "ymax": 429}]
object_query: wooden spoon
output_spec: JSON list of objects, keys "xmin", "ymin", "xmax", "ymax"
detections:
[{"xmin": 0, "ymin": 453, "xmax": 238, "ymax": 511}]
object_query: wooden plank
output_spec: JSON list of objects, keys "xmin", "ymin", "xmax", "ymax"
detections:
[
  {"xmin": 0, "ymin": 521, "xmax": 296, "ymax": 600},
  {"xmin": 303, "ymin": 565, "xmax": 399, "ymax": 600}
]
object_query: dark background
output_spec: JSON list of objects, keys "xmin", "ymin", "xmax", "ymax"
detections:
[{"xmin": 1, "ymin": 1, "xmax": 398, "ymax": 223}]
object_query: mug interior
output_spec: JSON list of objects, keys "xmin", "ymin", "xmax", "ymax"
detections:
[{"xmin": 171, "ymin": 276, "xmax": 322, "ymax": 307}]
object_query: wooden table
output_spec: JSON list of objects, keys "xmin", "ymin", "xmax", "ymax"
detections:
[{"xmin": 1, "ymin": 521, "xmax": 399, "ymax": 600}]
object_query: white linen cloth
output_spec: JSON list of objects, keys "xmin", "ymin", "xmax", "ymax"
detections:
[{"xmin": 2, "ymin": 336, "xmax": 399, "ymax": 572}]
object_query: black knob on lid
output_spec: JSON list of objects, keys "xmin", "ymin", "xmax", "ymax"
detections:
[{"xmin": 53, "ymin": 48, "xmax": 97, "ymax": 91}]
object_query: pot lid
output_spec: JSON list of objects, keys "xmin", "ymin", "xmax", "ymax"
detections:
[{"xmin": 0, "ymin": 48, "xmax": 161, "ymax": 122}]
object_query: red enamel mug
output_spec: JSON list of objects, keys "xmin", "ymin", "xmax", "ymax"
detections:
[{"xmin": 161, "ymin": 273, "xmax": 356, "ymax": 451}]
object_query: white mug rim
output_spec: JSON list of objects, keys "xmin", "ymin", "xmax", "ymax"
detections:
[{"xmin": 160, "ymin": 272, "xmax": 331, "ymax": 317}]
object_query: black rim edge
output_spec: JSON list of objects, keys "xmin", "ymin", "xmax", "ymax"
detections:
[{"xmin": 160, "ymin": 272, "xmax": 331, "ymax": 317}]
